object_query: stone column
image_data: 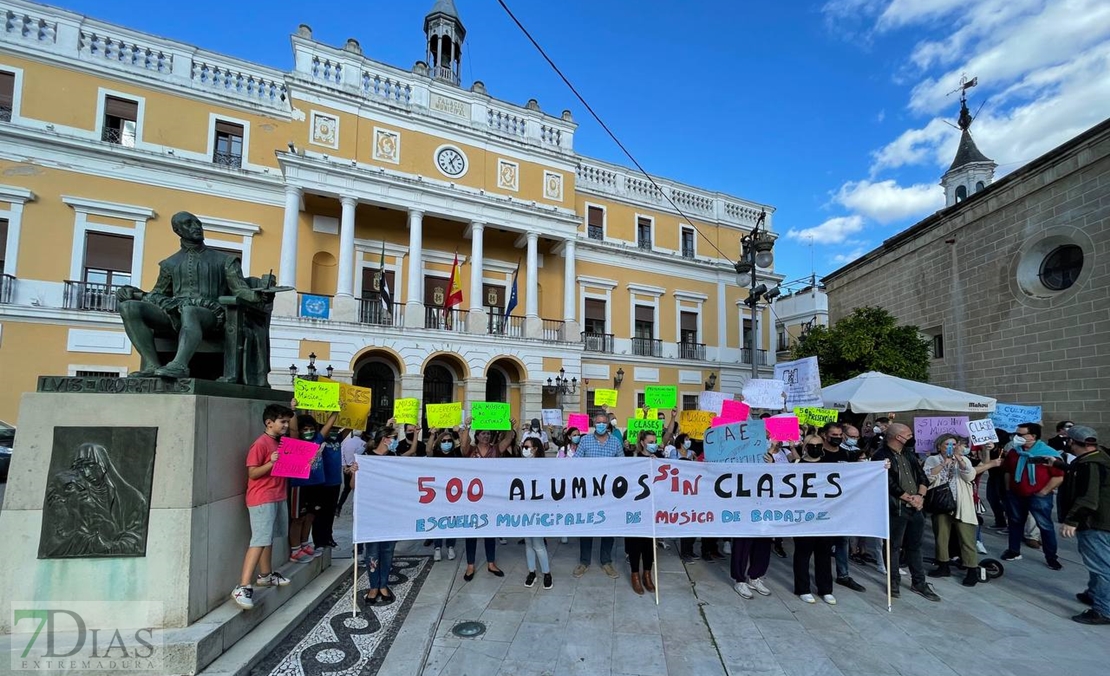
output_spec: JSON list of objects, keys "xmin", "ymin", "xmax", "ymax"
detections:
[
  {"xmin": 400, "ymin": 373, "xmax": 424, "ymax": 402},
  {"xmin": 524, "ymin": 231, "xmax": 542, "ymax": 339},
  {"xmin": 521, "ymin": 380, "xmax": 544, "ymax": 422},
  {"xmin": 331, "ymin": 196, "xmax": 359, "ymax": 322},
  {"xmin": 404, "ymin": 209, "xmax": 424, "ymax": 328},
  {"xmin": 467, "ymin": 221, "xmax": 488, "ymax": 334},
  {"xmin": 562, "ymin": 238, "xmax": 579, "ymax": 341},
  {"xmin": 278, "ymin": 185, "xmax": 302, "ymax": 287}
]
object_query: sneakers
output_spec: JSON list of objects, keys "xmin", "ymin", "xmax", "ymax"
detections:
[
  {"xmin": 573, "ymin": 564, "xmax": 588, "ymax": 578},
  {"xmin": 722, "ymin": 540, "xmax": 732, "ymax": 555},
  {"xmin": 822, "ymin": 594, "xmax": 837, "ymax": 605},
  {"xmin": 1000, "ymin": 550, "xmax": 1023, "ymax": 561},
  {"xmin": 799, "ymin": 593, "xmax": 816, "ymax": 604},
  {"xmin": 734, "ymin": 582, "xmax": 754, "ymax": 599},
  {"xmin": 773, "ymin": 542, "xmax": 787, "ymax": 558},
  {"xmin": 1078, "ymin": 591, "xmax": 1094, "ymax": 606},
  {"xmin": 255, "ymin": 572, "xmax": 290, "ymax": 587},
  {"xmin": 1046, "ymin": 558, "xmax": 1063, "ymax": 571},
  {"xmin": 602, "ymin": 563, "xmax": 620, "ymax": 579},
  {"xmin": 525, "ymin": 571, "xmax": 537, "ymax": 588},
  {"xmin": 290, "ymin": 548, "xmax": 313, "ymax": 563},
  {"xmin": 434, "ymin": 547, "xmax": 442, "ymax": 562},
  {"xmin": 898, "ymin": 566, "xmax": 909, "ymax": 577},
  {"xmin": 1073, "ymin": 609, "xmax": 1110, "ymax": 625},
  {"xmin": 910, "ymin": 583, "xmax": 941, "ymax": 602},
  {"xmin": 231, "ymin": 585, "xmax": 254, "ymax": 609},
  {"xmin": 748, "ymin": 577, "xmax": 772, "ymax": 596},
  {"xmin": 877, "ymin": 565, "xmax": 888, "ymax": 575},
  {"xmin": 499, "ymin": 538, "xmax": 508, "ymax": 545},
  {"xmin": 836, "ymin": 576, "xmax": 866, "ymax": 592},
  {"xmin": 300, "ymin": 544, "xmax": 316, "ymax": 557},
  {"xmin": 311, "ymin": 547, "xmax": 324, "ymax": 559},
  {"xmin": 976, "ymin": 540, "xmax": 988, "ymax": 554},
  {"xmin": 448, "ymin": 546, "xmax": 456, "ymax": 560},
  {"xmin": 543, "ymin": 573, "xmax": 553, "ymax": 590}
]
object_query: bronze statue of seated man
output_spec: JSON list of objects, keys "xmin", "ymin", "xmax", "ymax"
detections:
[{"xmin": 116, "ymin": 211, "xmax": 268, "ymax": 379}]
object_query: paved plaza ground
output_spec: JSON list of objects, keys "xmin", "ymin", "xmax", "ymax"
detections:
[{"xmin": 248, "ymin": 509, "xmax": 1110, "ymax": 676}]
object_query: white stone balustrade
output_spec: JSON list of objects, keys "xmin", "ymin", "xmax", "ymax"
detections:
[
  {"xmin": 190, "ymin": 60, "xmax": 288, "ymax": 107},
  {"xmin": 2, "ymin": 7, "xmax": 56, "ymax": 43},
  {"xmin": 79, "ymin": 30, "xmax": 172, "ymax": 73}
]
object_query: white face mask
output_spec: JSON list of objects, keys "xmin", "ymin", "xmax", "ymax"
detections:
[
  {"xmin": 873, "ymin": 425, "xmax": 882, "ymax": 435},
  {"xmin": 522, "ymin": 446, "xmax": 535, "ymax": 458},
  {"xmin": 683, "ymin": 439, "xmax": 693, "ymax": 449}
]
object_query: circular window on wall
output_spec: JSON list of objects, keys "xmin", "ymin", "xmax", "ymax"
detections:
[{"xmin": 1038, "ymin": 244, "xmax": 1083, "ymax": 290}]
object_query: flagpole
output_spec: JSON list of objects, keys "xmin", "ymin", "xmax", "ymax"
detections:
[{"xmin": 886, "ymin": 511, "xmax": 892, "ymax": 613}]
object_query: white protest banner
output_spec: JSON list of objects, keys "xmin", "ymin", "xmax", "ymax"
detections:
[
  {"xmin": 353, "ymin": 456, "xmax": 889, "ymax": 541},
  {"xmin": 967, "ymin": 419, "xmax": 999, "ymax": 445},
  {"xmin": 742, "ymin": 379, "xmax": 787, "ymax": 410},
  {"xmin": 990, "ymin": 403, "xmax": 1042, "ymax": 433},
  {"xmin": 698, "ymin": 390, "xmax": 730, "ymax": 415},
  {"xmin": 702, "ymin": 420, "xmax": 768, "ymax": 464},
  {"xmin": 913, "ymin": 416, "xmax": 971, "ymax": 453},
  {"xmin": 774, "ymin": 356, "xmax": 823, "ymax": 409},
  {"xmin": 541, "ymin": 409, "xmax": 563, "ymax": 427},
  {"xmin": 652, "ymin": 461, "xmax": 889, "ymax": 538}
]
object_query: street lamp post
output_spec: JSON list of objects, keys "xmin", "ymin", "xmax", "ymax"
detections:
[{"xmin": 735, "ymin": 210, "xmax": 781, "ymax": 380}]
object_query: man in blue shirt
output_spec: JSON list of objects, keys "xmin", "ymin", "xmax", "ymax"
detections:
[{"xmin": 573, "ymin": 412, "xmax": 624, "ymax": 580}]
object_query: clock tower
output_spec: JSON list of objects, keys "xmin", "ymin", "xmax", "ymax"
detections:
[
  {"xmin": 940, "ymin": 78, "xmax": 996, "ymax": 208},
  {"xmin": 425, "ymin": 0, "xmax": 466, "ymax": 86}
]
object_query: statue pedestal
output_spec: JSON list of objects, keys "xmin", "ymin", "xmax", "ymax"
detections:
[{"xmin": 0, "ymin": 389, "xmax": 332, "ymax": 674}]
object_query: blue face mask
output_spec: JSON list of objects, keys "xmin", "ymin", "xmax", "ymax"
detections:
[
  {"xmin": 683, "ymin": 439, "xmax": 692, "ymax": 449},
  {"xmin": 439, "ymin": 441, "xmax": 454, "ymax": 452},
  {"xmin": 569, "ymin": 435, "xmax": 581, "ymax": 444},
  {"xmin": 646, "ymin": 443, "xmax": 658, "ymax": 453},
  {"xmin": 594, "ymin": 423, "xmax": 608, "ymax": 436},
  {"xmin": 944, "ymin": 441, "xmax": 955, "ymax": 457},
  {"xmin": 387, "ymin": 438, "xmax": 399, "ymax": 452},
  {"xmin": 961, "ymin": 446, "xmax": 971, "ymax": 456}
]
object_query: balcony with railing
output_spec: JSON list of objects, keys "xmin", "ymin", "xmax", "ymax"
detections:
[
  {"xmin": 487, "ymin": 312, "xmax": 524, "ymax": 339},
  {"xmin": 582, "ymin": 332, "xmax": 614, "ymax": 353},
  {"xmin": 678, "ymin": 342, "xmax": 706, "ymax": 361},
  {"xmin": 358, "ymin": 299, "xmax": 403, "ymax": 327},
  {"xmin": 101, "ymin": 126, "xmax": 136, "ymax": 147},
  {"xmin": 425, "ymin": 307, "xmax": 468, "ymax": 332},
  {"xmin": 681, "ymin": 247, "xmax": 696, "ymax": 260},
  {"xmin": 0, "ymin": 106, "xmax": 11, "ymax": 122},
  {"xmin": 542, "ymin": 319, "xmax": 565, "ymax": 342},
  {"xmin": 632, "ymin": 337, "xmax": 663, "ymax": 358},
  {"xmin": 63, "ymin": 280, "xmax": 120, "ymax": 312},
  {"xmin": 741, "ymin": 348, "xmax": 769, "ymax": 366},
  {"xmin": 212, "ymin": 150, "xmax": 242, "ymax": 169},
  {"xmin": 0, "ymin": 273, "xmax": 14, "ymax": 304}
]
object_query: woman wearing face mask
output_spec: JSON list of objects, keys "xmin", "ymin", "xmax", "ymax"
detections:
[
  {"xmin": 792, "ymin": 435, "xmax": 837, "ymax": 605},
  {"xmin": 666, "ymin": 433, "xmax": 696, "ymax": 461},
  {"xmin": 429, "ymin": 429, "xmax": 460, "ymax": 562},
  {"xmin": 625, "ymin": 432, "xmax": 659, "ymax": 594},
  {"xmin": 458, "ymin": 416, "xmax": 517, "ymax": 581},
  {"xmin": 923, "ymin": 434, "xmax": 981, "ymax": 585},
  {"xmin": 517, "ymin": 438, "xmax": 554, "ymax": 589},
  {"xmin": 362, "ymin": 426, "xmax": 401, "ymax": 604},
  {"xmin": 556, "ymin": 427, "xmax": 581, "ymax": 458}
]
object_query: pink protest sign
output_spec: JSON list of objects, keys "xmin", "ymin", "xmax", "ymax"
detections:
[
  {"xmin": 719, "ymin": 399, "xmax": 750, "ymax": 423},
  {"xmin": 710, "ymin": 416, "xmax": 729, "ymax": 428},
  {"xmin": 273, "ymin": 437, "xmax": 320, "ymax": 479},
  {"xmin": 765, "ymin": 416, "xmax": 801, "ymax": 442},
  {"xmin": 567, "ymin": 413, "xmax": 590, "ymax": 432}
]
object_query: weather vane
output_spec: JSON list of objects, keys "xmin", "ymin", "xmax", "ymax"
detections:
[{"xmin": 946, "ymin": 74, "xmax": 983, "ymax": 132}]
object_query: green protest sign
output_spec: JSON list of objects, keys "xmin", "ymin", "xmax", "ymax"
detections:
[
  {"xmin": 644, "ymin": 385, "xmax": 677, "ymax": 409},
  {"xmin": 294, "ymin": 378, "xmax": 341, "ymax": 412},
  {"xmin": 626, "ymin": 417, "xmax": 665, "ymax": 439},
  {"xmin": 471, "ymin": 401, "xmax": 511, "ymax": 430}
]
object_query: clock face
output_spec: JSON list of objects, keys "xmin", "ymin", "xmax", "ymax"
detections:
[{"xmin": 436, "ymin": 147, "xmax": 467, "ymax": 177}]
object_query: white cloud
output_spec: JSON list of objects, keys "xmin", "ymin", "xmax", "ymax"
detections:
[
  {"xmin": 787, "ymin": 216, "xmax": 865, "ymax": 245},
  {"xmin": 833, "ymin": 179, "xmax": 944, "ymax": 223},
  {"xmin": 833, "ymin": 245, "xmax": 869, "ymax": 264}
]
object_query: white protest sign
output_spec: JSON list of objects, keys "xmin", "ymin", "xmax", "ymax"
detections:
[
  {"xmin": 774, "ymin": 356, "xmax": 823, "ymax": 409},
  {"xmin": 698, "ymin": 390, "xmax": 731, "ymax": 415},
  {"xmin": 967, "ymin": 419, "xmax": 999, "ymax": 445},
  {"xmin": 541, "ymin": 409, "xmax": 563, "ymax": 427},
  {"xmin": 742, "ymin": 379, "xmax": 787, "ymax": 410}
]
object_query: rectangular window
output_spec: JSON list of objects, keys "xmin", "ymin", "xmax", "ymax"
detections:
[
  {"xmin": 682, "ymin": 395, "xmax": 698, "ymax": 411},
  {"xmin": 777, "ymin": 329, "xmax": 789, "ymax": 351},
  {"xmin": 636, "ymin": 392, "xmax": 646, "ymax": 409},
  {"xmin": 584, "ymin": 298, "xmax": 606, "ymax": 334},
  {"xmin": 681, "ymin": 228, "xmax": 695, "ymax": 259},
  {"xmin": 74, "ymin": 370, "xmax": 120, "ymax": 378},
  {"xmin": 680, "ymin": 311, "xmax": 698, "ymax": 344},
  {"xmin": 0, "ymin": 219, "xmax": 7, "ymax": 275},
  {"xmin": 482, "ymin": 283, "xmax": 505, "ymax": 310},
  {"xmin": 634, "ymin": 304, "xmax": 654, "ymax": 339},
  {"xmin": 585, "ymin": 390, "xmax": 605, "ymax": 419},
  {"xmin": 213, "ymin": 120, "xmax": 244, "ymax": 168},
  {"xmin": 587, "ymin": 206, "xmax": 603, "ymax": 240},
  {"xmin": 636, "ymin": 217, "xmax": 652, "ymax": 250},
  {"xmin": 83, "ymin": 232, "xmax": 133, "ymax": 288},
  {"xmin": 0, "ymin": 70, "xmax": 14, "ymax": 122},
  {"xmin": 743, "ymin": 318, "xmax": 753, "ymax": 349},
  {"xmin": 102, "ymin": 96, "xmax": 138, "ymax": 146},
  {"xmin": 932, "ymin": 333, "xmax": 945, "ymax": 359},
  {"xmin": 361, "ymin": 267, "xmax": 395, "ymax": 300}
]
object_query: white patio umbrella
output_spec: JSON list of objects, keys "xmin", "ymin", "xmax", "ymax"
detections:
[{"xmin": 820, "ymin": 371, "xmax": 996, "ymax": 413}]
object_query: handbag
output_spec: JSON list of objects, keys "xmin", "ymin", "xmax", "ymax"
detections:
[{"xmin": 924, "ymin": 482, "xmax": 956, "ymax": 514}]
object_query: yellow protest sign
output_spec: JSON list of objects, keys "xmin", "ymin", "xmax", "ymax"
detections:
[
  {"xmin": 794, "ymin": 407, "xmax": 839, "ymax": 427},
  {"xmin": 393, "ymin": 398, "xmax": 420, "ymax": 426},
  {"xmin": 594, "ymin": 389, "xmax": 618, "ymax": 407},
  {"xmin": 426, "ymin": 402, "xmax": 462, "ymax": 429},
  {"xmin": 635, "ymin": 408, "xmax": 659, "ymax": 420},
  {"xmin": 679, "ymin": 410, "xmax": 714, "ymax": 440},
  {"xmin": 310, "ymin": 379, "xmax": 371, "ymax": 429},
  {"xmin": 294, "ymin": 378, "xmax": 341, "ymax": 412}
]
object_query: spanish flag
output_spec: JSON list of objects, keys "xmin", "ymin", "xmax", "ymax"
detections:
[{"xmin": 444, "ymin": 251, "xmax": 464, "ymax": 327}]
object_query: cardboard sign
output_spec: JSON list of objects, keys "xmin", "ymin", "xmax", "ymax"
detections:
[
  {"xmin": 719, "ymin": 399, "xmax": 750, "ymax": 423},
  {"xmin": 914, "ymin": 416, "xmax": 971, "ymax": 453},
  {"xmin": 794, "ymin": 407, "xmax": 839, "ymax": 427},
  {"xmin": 472, "ymin": 402, "xmax": 511, "ymax": 431},
  {"xmin": 703, "ymin": 420, "xmax": 768, "ymax": 464},
  {"xmin": 541, "ymin": 409, "xmax": 563, "ymax": 427},
  {"xmin": 967, "ymin": 418, "xmax": 999, "ymax": 446},
  {"xmin": 626, "ymin": 418, "xmax": 665, "ymax": 439},
  {"xmin": 698, "ymin": 391, "xmax": 730, "ymax": 415},
  {"xmin": 310, "ymin": 379, "xmax": 370, "ymax": 429},
  {"xmin": 990, "ymin": 403, "xmax": 1042, "ymax": 433},
  {"xmin": 644, "ymin": 386, "xmax": 677, "ymax": 409},
  {"xmin": 594, "ymin": 389, "xmax": 619, "ymax": 407},
  {"xmin": 765, "ymin": 415, "xmax": 801, "ymax": 442},
  {"xmin": 774, "ymin": 356, "xmax": 823, "ymax": 409},
  {"xmin": 272, "ymin": 437, "xmax": 321, "ymax": 479},
  {"xmin": 393, "ymin": 398, "xmax": 419, "ymax": 426},
  {"xmin": 426, "ymin": 402, "xmax": 462, "ymax": 429},
  {"xmin": 680, "ymin": 410, "xmax": 715, "ymax": 440},
  {"xmin": 567, "ymin": 413, "xmax": 590, "ymax": 433},
  {"xmin": 742, "ymin": 379, "xmax": 786, "ymax": 410},
  {"xmin": 294, "ymin": 378, "xmax": 341, "ymax": 412}
]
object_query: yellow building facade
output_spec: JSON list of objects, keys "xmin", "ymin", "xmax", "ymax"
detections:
[{"xmin": 0, "ymin": 0, "xmax": 781, "ymax": 427}]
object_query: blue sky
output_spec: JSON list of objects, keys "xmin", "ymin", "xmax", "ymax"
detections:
[{"xmin": 54, "ymin": 0, "xmax": 1110, "ymax": 287}]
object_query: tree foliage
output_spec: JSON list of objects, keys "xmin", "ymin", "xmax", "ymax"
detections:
[{"xmin": 790, "ymin": 306, "xmax": 932, "ymax": 387}]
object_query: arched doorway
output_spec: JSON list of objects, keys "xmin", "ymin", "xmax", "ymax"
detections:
[
  {"xmin": 486, "ymin": 368, "xmax": 507, "ymax": 402},
  {"xmin": 353, "ymin": 352, "xmax": 401, "ymax": 431},
  {"xmin": 486, "ymin": 357, "xmax": 527, "ymax": 420}
]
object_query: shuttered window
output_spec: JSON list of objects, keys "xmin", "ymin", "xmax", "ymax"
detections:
[
  {"xmin": 0, "ymin": 71, "xmax": 14, "ymax": 121},
  {"xmin": 104, "ymin": 96, "xmax": 137, "ymax": 120},
  {"xmin": 680, "ymin": 311, "xmax": 698, "ymax": 342},
  {"xmin": 587, "ymin": 206, "xmax": 603, "ymax": 240},
  {"xmin": 85, "ymin": 232, "xmax": 132, "ymax": 272},
  {"xmin": 635, "ymin": 305, "xmax": 654, "ymax": 323},
  {"xmin": 213, "ymin": 120, "xmax": 244, "ymax": 167},
  {"xmin": 584, "ymin": 298, "xmax": 606, "ymax": 334}
]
